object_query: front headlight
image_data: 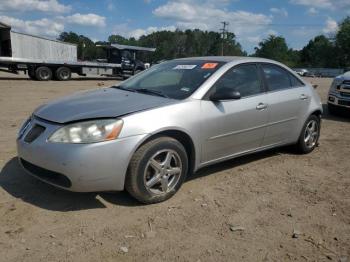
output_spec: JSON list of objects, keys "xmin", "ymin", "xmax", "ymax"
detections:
[
  {"xmin": 331, "ymin": 78, "xmax": 342, "ymax": 92},
  {"xmin": 48, "ymin": 119, "xmax": 123, "ymax": 144}
]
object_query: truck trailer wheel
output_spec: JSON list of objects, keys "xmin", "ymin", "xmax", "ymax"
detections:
[
  {"xmin": 28, "ymin": 70, "xmax": 37, "ymax": 80},
  {"xmin": 35, "ymin": 66, "xmax": 52, "ymax": 81},
  {"xmin": 55, "ymin": 67, "xmax": 71, "ymax": 81}
]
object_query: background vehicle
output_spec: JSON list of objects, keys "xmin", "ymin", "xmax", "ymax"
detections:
[
  {"xmin": 328, "ymin": 71, "xmax": 350, "ymax": 114},
  {"xmin": 17, "ymin": 57, "xmax": 323, "ymax": 204},
  {"xmin": 0, "ymin": 22, "xmax": 155, "ymax": 81},
  {"xmin": 294, "ymin": 68, "xmax": 309, "ymax": 76}
]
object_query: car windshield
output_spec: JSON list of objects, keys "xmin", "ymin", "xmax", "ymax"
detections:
[{"xmin": 115, "ymin": 60, "xmax": 225, "ymax": 100}]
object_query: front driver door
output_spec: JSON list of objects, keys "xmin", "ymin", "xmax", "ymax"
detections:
[{"xmin": 200, "ymin": 63, "xmax": 269, "ymax": 164}]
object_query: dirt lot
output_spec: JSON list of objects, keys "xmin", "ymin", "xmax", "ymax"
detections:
[{"xmin": 0, "ymin": 72, "xmax": 349, "ymax": 262}]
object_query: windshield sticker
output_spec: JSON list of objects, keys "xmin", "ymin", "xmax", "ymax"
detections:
[
  {"xmin": 181, "ymin": 87, "xmax": 190, "ymax": 92},
  {"xmin": 173, "ymin": 65, "xmax": 197, "ymax": 70},
  {"xmin": 202, "ymin": 63, "xmax": 218, "ymax": 69}
]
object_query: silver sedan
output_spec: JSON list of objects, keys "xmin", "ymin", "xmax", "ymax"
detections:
[{"xmin": 17, "ymin": 57, "xmax": 323, "ymax": 203}]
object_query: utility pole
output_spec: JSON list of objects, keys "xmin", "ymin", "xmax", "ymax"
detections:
[{"xmin": 220, "ymin": 21, "xmax": 229, "ymax": 56}]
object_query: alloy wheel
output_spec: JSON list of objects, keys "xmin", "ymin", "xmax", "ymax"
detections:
[
  {"xmin": 304, "ymin": 119, "xmax": 319, "ymax": 148},
  {"xmin": 144, "ymin": 149, "xmax": 182, "ymax": 195}
]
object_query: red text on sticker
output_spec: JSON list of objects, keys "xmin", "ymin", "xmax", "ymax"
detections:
[{"xmin": 202, "ymin": 63, "xmax": 218, "ymax": 69}]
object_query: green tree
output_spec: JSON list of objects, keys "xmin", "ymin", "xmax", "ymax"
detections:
[
  {"xmin": 300, "ymin": 35, "xmax": 339, "ymax": 68},
  {"xmin": 136, "ymin": 29, "xmax": 245, "ymax": 62},
  {"xmin": 223, "ymin": 32, "xmax": 246, "ymax": 56},
  {"xmin": 108, "ymin": 34, "xmax": 129, "ymax": 45},
  {"xmin": 336, "ymin": 16, "xmax": 350, "ymax": 67},
  {"xmin": 58, "ymin": 31, "xmax": 97, "ymax": 60},
  {"xmin": 58, "ymin": 29, "xmax": 246, "ymax": 63},
  {"xmin": 253, "ymin": 35, "xmax": 299, "ymax": 67}
]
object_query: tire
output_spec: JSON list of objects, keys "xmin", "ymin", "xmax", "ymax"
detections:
[
  {"xmin": 295, "ymin": 115, "xmax": 320, "ymax": 154},
  {"xmin": 28, "ymin": 70, "xmax": 36, "ymax": 80},
  {"xmin": 328, "ymin": 103, "xmax": 339, "ymax": 115},
  {"xmin": 35, "ymin": 66, "xmax": 52, "ymax": 81},
  {"xmin": 125, "ymin": 137, "xmax": 188, "ymax": 204},
  {"xmin": 55, "ymin": 67, "xmax": 71, "ymax": 81}
]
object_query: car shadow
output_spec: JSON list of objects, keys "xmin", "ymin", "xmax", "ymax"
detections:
[
  {"xmin": 1, "ymin": 147, "xmax": 292, "ymax": 211},
  {"xmin": 321, "ymin": 104, "xmax": 350, "ymax": 123},
  {"xmin": 0, "ymin": 157, "xmax": 141, "ymax": 211},
  {"xmin": 188, "ymin": 147, "xmax": 284, "ymax": 182}
]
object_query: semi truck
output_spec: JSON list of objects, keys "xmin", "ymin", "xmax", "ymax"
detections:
[{"xmin": 0, "ymin": 22, "xmax": 155, "ymax": 81}]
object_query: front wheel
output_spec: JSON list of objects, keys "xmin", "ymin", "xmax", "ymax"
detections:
[
  {"xmin": 125, "ymin": 137, "xmax": 188, "ymax": 204},
  {"xmin": 296, "ymin": 115, "xmax": 320, "ymax": 154}
]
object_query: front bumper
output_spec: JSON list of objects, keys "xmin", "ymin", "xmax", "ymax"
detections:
[
  {"xmin": 328, "ymin": 92, "xmax": 350, "ymax": 108},
  {"xmin": 17, "ymin": 117, "xmax": 146, "ymax": 192}
]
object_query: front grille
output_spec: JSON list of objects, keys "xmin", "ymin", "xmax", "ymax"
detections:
[
  {"xmin": 20, "ymin": 159, "xmax": 72, "ymax": 188},
  {"xmin": 24, "ymin": 124, "xmax": 45, "ymax": 143},
  {"xmin": 338, "ymin": 100, "xmax": 350, "ymax": 106},
  {"xmin": 343, "ymin": 80, "xmax": 350, "ymax": 85},
  {"xmin": 340, "ymin": 92, "xmax": 350, "ymax": 98}
]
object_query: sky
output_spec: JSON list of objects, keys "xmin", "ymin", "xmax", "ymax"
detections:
[{"xmin": 0, "ymin": 0, "xmax": 348, "ymax": 53}]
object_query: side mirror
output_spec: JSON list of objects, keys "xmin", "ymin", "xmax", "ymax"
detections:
[{"xmin": 210, "ymin": 89, "xmax": 241, "ymax": 101}]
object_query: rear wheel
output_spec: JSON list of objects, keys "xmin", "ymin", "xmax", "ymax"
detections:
[
  {"xmin": 55, "ymin": 67, "xmax": 71, "ymax": 81},
  {"xmin": 35, "ymin": 66, "xmax": 52, "ymax": 81},
  {"xmin": 125, "ymin": 137, "xmax": 188, "ymax": 204},
  {"xmin": 295, "ymin": 115, "xmax": 320, "ymax": 154}
]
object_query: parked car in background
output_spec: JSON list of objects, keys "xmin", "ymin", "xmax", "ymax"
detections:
[
  {"xmin": 17, "ymin": 57, "xmax": 323, "ymax": 204},
  {"xmin": 295, "ymin": 68, "xmax": 309, "ymax": 76},
  {"xmin": 328, "ymin": 71, "xmax": 350, "ymax": 114}
]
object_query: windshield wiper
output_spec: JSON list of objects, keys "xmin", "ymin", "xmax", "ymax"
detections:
[
  {"xmin": 112, "ymin": 86, "xmax": 137, "ymax": 93},
  {"xmin": 113, "ymin": 86, "xmax": 170, "ymax": 98},
  {"xmin": 134, "ymin": 88, "xmax": 170, "ymax": 98}
]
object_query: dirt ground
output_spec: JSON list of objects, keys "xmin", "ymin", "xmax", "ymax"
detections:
[{"xmin": 0, "ymin": 72, "xmax": 349, "ymax": 262}]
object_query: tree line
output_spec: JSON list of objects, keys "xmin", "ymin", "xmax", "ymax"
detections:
[{"xmin": 58, "ymin": 16, "xmax": 350, "ymax": 69}]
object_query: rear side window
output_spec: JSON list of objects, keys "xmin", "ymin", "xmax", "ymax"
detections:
[
  {"xmin": 262, "ymin": 64, "xmax": 292, "ymax": 91},
  {"xmin": 212, "ymin": 64, "xmax": 262, "ymax": 97}
]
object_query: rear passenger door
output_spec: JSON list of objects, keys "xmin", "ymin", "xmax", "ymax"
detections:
[{"xmin": 260, "ymin": 63, "xmax": 308, "ymax": 146}]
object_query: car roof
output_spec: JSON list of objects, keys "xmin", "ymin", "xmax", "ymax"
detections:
[{"xmin": 174, "ymin": 56, "xmax": 280, "ymax": 64}]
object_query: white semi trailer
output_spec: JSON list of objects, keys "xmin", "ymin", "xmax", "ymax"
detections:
[{"xmin": 0, "ymin": 22, "xmax": 155, "ymax": 81}]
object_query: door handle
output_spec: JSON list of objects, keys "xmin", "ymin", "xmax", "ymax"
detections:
[
  {"xmin": 256, "ymin": 103, "xmax": 267, "ymax": 110},
  {"xmin": 300, "ymin": 94, "xmax": 308, "ymax": 100}
]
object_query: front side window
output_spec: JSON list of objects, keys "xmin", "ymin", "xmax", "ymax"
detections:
[
  {"xmin": 262, "ymin": 64, "xmax": 292, "ymax": 91},
  {"xmin": 290, "ymin": 74, "xmax": 305, "ymax": 87},
  {"xmin": 117, "ymin": 60, "xmax": 225, "ymax": 100},
  {"xmin": 211, "ymin": 64, "xmax": 262, "ymax": 98}
]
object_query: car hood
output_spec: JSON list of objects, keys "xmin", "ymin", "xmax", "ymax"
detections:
[
  {"xmin": 335, "ymin": 71, "xmax": 350, "ymax": 81},
  {"xmin": 342, "ymin": 71, "xmax": 350, "ymax": 80},
  {"xmin": 34, "ymin": 88, "xmax": 175, "ymax": 124}
]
